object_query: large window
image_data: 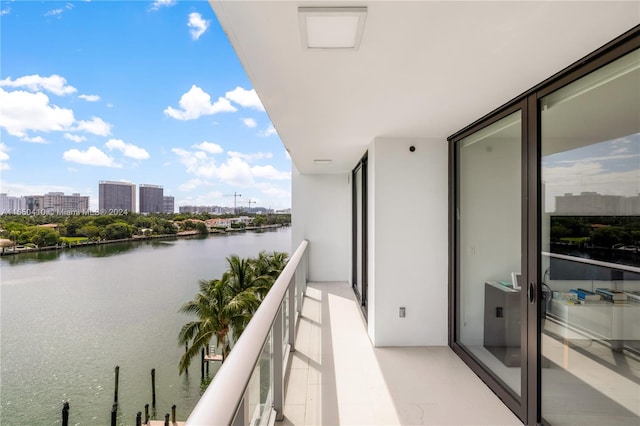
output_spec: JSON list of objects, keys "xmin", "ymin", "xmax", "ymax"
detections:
[
  {"xmin": 456, "ymin": 111, "xmax": 523, "ymax": 399},
  {"xmin": 539, "ymin": 48, "xmax": 640, "ymax": 426},
  {"xmin": 451, "ymin": 28, "xmax": 639, "ymax": 426}
]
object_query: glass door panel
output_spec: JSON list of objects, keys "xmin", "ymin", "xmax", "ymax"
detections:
[
  {"xmin": 457, "ymin": 110, "xmax": 523, "ymax": 398},
  {"xmin": 355, "ymin": 164, "xmax": 363, "ymax": 300},
  {"xmin": 540, "ymin": 48, "xmax": 640, "ymax": 425}
]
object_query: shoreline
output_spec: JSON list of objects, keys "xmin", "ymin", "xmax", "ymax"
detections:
[{"xmin": 0, "ymin": 224, "xmax": 286, "ymax": 256}]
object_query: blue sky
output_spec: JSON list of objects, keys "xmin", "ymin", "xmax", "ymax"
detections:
[{"xmin": 0, "ymin": 0, "xmax": 291, "ymax": 211}]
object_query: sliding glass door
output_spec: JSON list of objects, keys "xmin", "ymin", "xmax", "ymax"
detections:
[
  {"xmin": 454, "ymin": 108, "xmax": 526, "ymax": 416},
  {"xmin": 352, "ymin": 154, "xmax": 367, "ymax": 313},
  {"xmin": 451, "ymin": 27, "xmax": 639, "ymax": 426},
  {"xmin": 539, "ymin": 47, "xmax": 640, "ymax": 426}
]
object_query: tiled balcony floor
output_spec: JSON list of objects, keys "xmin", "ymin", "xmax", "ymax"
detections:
[{"xmin": 279, "ymin": 282, "xmax": 523, "ymax": 425}]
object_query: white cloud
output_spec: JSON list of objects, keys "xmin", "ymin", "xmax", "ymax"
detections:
[
  {"xmin": 0, "ymin": 74, "xmax": 77, "ymax": 95},
  {"xmin": 173, "ymin": 146, "xmax": 291, "ymax": 188},
  {"xmin": 251, "ymin": 165, "xmax": 291, "ymax": 180},
  {"xmin": 192, "ymin": 141, "xmax": 223, "ymax": 155},
  {"xmin": 21, "ymin": 136, "xmax": 46, "ymax": 144},
  {"xmin": 188, "ymin": 12, "xmax": 210, "ymax": 40},
  {"xmin": 216, "ymin": 157, "xmax": 253, "ymax": 186},
  {"xmin": 225, "ymin": 87, "xmax": 264, "ymax": 111},
  {"xmin": 79, "ymin": 94, "xmax": 100, "ymax": 102},
  {"xmin": 73, "ymin": 116, "xmax": 112, "ymax": 136},
  {"xmin": 255, "ymin": 182, "xmax": 291, "ymax": 201},
  {"xmin": 164, "ymin": 85, "xmax": 237, "ymax": 120},
  {"xmin": 242, "ymin": 118, "xmax": 257, "ymax": 128},
  {"xmin": 151, "ymin": 0, "xmax": 176, "ymax": 11},
  {"xmin": 259, "ymin": 123, "xmax": 277, "ymax": 137},
  {"xmin": 0, "ymin": 88, "xmax": 75, "ymax": 137},
  {"xmin": 63, "ymin": 146, "xmax": 120, "ymax": 168},
  {"xmin": 179, "ymin": 179, "xmax": 204, "ymax": 192},
  {"xmin": 45, "ymin": 8, "xmax": 64, "ymax": 17},
  {"xmin": 64, "ymin": 133, "xmax": 87, "ymax": 143},
  {"xmin": 173, "ymin": 147, "xmax": 216, "ymax": 178},
  {"xmin": 1, "ymin": 7, "xmax": 10, "ymax": 16},
  {"xmin": 105, "ymin": 139, "xmax": 150, "ymax": 160},
  {"xmin": 0, "ymin": 181, "xmax": 78, "ymax": 196},
  {"xmin": 0, "ymin": 143, "xmax": 10, "ymax": 170},
  {"xmin": 228, "ymin": 151, "xmax": 273, "ymax": 162}
]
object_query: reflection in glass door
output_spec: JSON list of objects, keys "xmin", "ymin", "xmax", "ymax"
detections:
[
  {"xmin": 456, "ymin": 110, "xmax": 523, "ymax": 399},
  {"xmin": 539, "ymin": 48, "xmax": 640, "ymax": 425}
]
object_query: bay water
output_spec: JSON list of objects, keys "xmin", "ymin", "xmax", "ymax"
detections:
[{"xmin": 0, "ymin": 228, "xmax": 291, "ymax": 425}]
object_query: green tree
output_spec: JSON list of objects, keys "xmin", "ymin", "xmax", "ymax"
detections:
[
  {"xmin": 103, "ymin": 222, "xmax": 133, "ymax": 240},
  {"xmin": 177, "ymin": 278, "xmax": 257, "ymax": 374},
  {"xmin": 178, "ymin": 251, "xmax": 289, "ymax": 376},
  {"xmin": 196, "ymin": 222, "xmax": 208, "ymax": 234},
  {"xmin": 78, "ymin": 225, "xmax": 101, "ymax": 240},
  {"xmin": 30, "ymin": 228, "xmax": 61, "ymax": 247},
  {"xmin": 252, "ymin": 215, "xmax": 267, "ymax": 227}
]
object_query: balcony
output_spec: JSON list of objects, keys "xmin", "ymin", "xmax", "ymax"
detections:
[
  {"xmin": 186, "ymin": 241, "xmax": 522, "ymax": 425},
  {"xmin": 281, "ymin": 281, "xmax": 521, "ymax": 425}
]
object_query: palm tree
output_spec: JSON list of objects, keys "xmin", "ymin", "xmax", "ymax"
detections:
[
  {"xmin": 177, "ymin": 251, "xmax": 290, "ymax": 375},
  {"xmin": 223, "ymin": 254, "xmax": 272, "ymax": 303},
  {"xmin": 177, "ymin": 278, "xmax": 257, "ymax": 374},
  {"xmin": 249, "ymin": 251, "xmax": 289, "ymax": 288}
]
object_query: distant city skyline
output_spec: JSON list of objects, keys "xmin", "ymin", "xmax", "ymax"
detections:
[
  {"xmin": 0, "ymin": 1, "xmax": 292, "ymax": 211},
  {"xmin": 554, "ymin": 191, "xmax": 640, "ymax": 215}
]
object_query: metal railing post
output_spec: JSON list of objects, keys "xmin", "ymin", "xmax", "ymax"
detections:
[
  {"xmin": 273, "ymin": 305, "xmax": 284, "ymax": 421},
  {"xmin": 288, "ymin": 276, "xmax": 296, "ymax": 351}
]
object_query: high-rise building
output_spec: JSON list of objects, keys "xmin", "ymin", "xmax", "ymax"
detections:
[
  {"xmin": 42, "ymin": 192, "xmax": 90, "ymax": 214},
  {"xmin": 8, "ymin": 193, "xmax": 89, "ymax": 214},
  {"xmin": 163, "ymin": 196, "xmax": 175, "ymax": 214},
  {"xmin": 99, "ymin": 181, "xmax": 136, "ymax": 212},
  {"xmin": 139, "ymin": 184, "xmax": 164, "ymax": 213},
  {"xmin": 0, "ymin": 193, "xmax": 26, "ymax": 214},
  {"xmin": 555, "ymin": 192, "xmax": 640, "ymax": 215}
]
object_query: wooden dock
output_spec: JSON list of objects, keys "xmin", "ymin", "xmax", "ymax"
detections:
[
  {"xmin": 204, "ymin": 353, "xmax": 223, "ymax": 362},
  {"xmin": 147, "ymin": 421, "xmax": 185, "ymax": 426}
]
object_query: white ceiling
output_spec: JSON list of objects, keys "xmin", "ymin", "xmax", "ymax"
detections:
[{"xmin": 210, "ymin": 1, "xmax": 640, "ymax": 174}]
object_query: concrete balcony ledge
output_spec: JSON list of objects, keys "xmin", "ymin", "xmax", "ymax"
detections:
[{"xmin": 281, "ymin": 282, "xmax": 522, "ymax": 425}]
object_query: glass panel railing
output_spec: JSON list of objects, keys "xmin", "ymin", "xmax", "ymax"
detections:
[
  {"xmin": 247, "ymin": 331, "xmax": 273, "ymax": 426},
  {"xmin": 186, "ymin": 240, "xmax": 308, "ymax": 425}
]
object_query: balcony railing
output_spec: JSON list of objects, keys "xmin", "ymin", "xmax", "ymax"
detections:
[{"xmin": 186, "ymin": 240, "xmax": 309, "ymax": 426}]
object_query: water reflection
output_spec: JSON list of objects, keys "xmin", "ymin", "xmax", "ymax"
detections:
[{"xmin": 1, "ymin": 238, "xmax": 182, "ymax": 265}]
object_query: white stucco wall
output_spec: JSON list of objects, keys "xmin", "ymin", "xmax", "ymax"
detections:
[
  {"xmin": 291, "ymin": 165, "xmax": 351, "ymax": 282},
  {"xmin": 369, "ymin": 138, "xmax": 449, "ymax": 346}
]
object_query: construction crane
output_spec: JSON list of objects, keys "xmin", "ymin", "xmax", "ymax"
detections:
[
  {"xmin": 246, "ymin": 198, "xmax": 256, "ymax": 212},
  {"xmin": 225, "ymin": 192, "xmax": 242, "ymax": 214}
]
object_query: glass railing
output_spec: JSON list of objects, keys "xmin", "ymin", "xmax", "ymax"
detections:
[{"xmin": 186, "ymin": 240, "xmax": 308, "ymax": 425}]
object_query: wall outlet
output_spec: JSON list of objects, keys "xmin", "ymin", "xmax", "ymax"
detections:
[{"xmin": 399, "ymin": 307, "xmax": 406, "ymax": 318}]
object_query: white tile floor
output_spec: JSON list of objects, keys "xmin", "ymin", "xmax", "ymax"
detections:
[{"xmin": 279, "ymin": 282, "xmax": 523, "ymax": 426}]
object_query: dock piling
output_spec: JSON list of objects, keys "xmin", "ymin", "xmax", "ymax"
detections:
[
  {"xmin": 200, "ymin": 348, "xmax": 205, "ymax": 381},
  {"xmin": 111, "ymin": 403, "xmax": 117, "ymax": 426},
  {"xmin": 136, "ymin": 411, "xmax": 142, "ymax": 426},
  {"xmin": 164, "ymin": 413, "xmax": 170, "ymax": 426},
  {"xmin": 61, "ymin": 401, "xmax": 69, "ymax": 426},
  {"xmin": 144, "ymin": 403, "xmax": 149, "ymax": 424},
  {"xmin": 151, "ymin": 368, "xmax": 156, "ymax": 407},
  {"xmin": 114, "ymin": 365, "xmax": 119, "ymax": 405},
  {"xmin": 171, "ymin": 404, "xmax": 176, "ymax": 423}
]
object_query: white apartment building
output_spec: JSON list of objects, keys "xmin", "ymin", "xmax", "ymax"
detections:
[{"xmin": 189, "ymin": 3, "xmax": 640, "ymax": 425}]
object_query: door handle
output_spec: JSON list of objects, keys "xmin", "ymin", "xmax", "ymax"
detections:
[{"xmin": 528, "ymin": 282, "xmax": 536, "ymax": 303}]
